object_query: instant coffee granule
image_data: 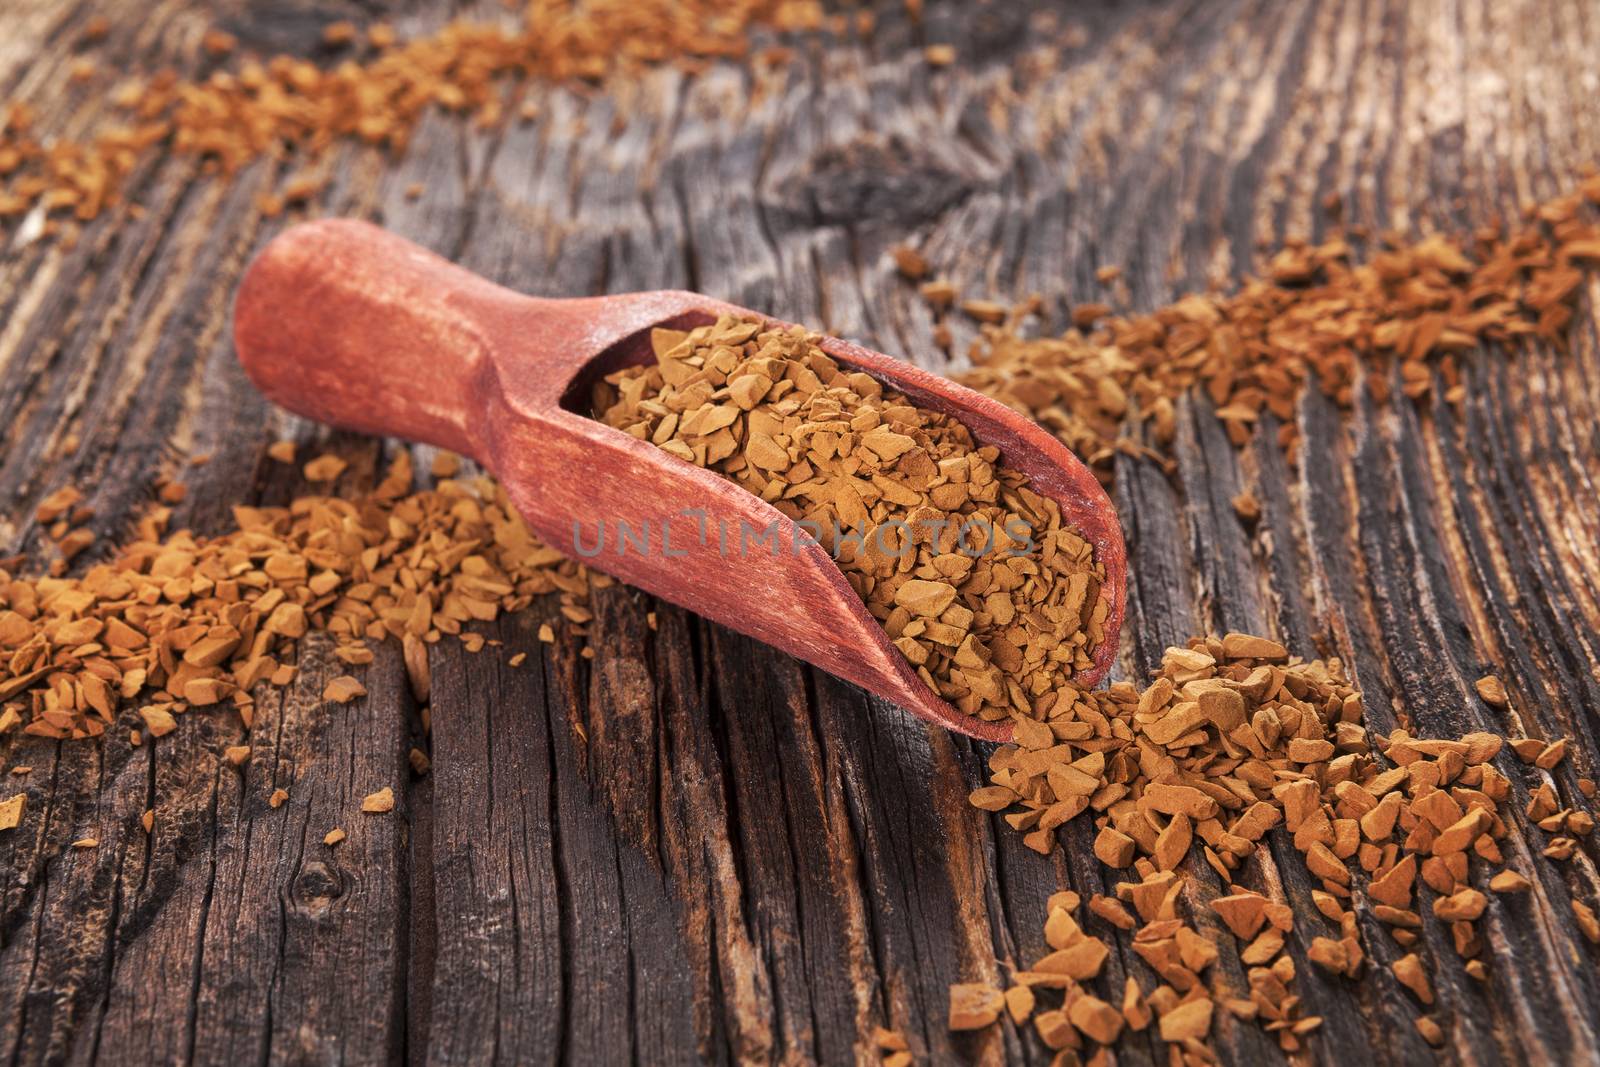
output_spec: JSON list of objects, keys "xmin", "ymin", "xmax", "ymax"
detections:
[
  {"xmin": 0, "ymin": 450, "xmax": 598, "ymax": 741},
  {"xmin": 950, "ymin": 634, "xmax": 1554, "ymax": 1058},
  {"xmin": 0, "ymin": 156, "xmax": 1597, "ymax": 1062},
  {"xmin": 949, "ymin": 177, "xmax": 1600, "ymax": 481},
  {"xmin": 0, "ymin": 1, "xmax": 826, "ymax": 224},
  {"xmin": 593, "ymin": 315, "xmax": 1108, "ymax": 724}
]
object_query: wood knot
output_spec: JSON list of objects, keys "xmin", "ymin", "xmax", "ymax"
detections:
[
  {"xmin": 292, "ymin": 860, "xmax": 345, "ymax": 917},
  {"xmin": 771, "ymin": 137, "xmax": 973, "ymax": 228}
]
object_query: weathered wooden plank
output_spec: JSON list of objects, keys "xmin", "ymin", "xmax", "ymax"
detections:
[
  {"xmin": 191, "ymin": 638, "xmax": 411, "ymax": 1066},
  {"xmin": 422, "ymin": 617, "xmax": 568, "ymax": 1065},
  {"xmin": 2, "ymin": 1, "xmax": 1600, "ymax": 1065}
]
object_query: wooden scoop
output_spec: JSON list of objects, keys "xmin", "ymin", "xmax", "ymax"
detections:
[{"xmin": 232, "ymin": 219, "xmax": 1125, "ymax": 742}]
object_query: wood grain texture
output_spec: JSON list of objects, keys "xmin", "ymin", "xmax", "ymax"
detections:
[{"xmin": 2, "ymin": 0, "xmax": 1598, "ymax": 1064}]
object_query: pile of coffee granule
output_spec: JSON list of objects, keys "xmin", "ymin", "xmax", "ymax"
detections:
[
  {"xmin": 594, "ymin": 315, "xmax": 1108, "ymax": 724},
  {"xmin": 950, "ymin": 634, "xmax": 1569, "ymax": 1057},
  {"xmin": 0, "ymin": 448, "xmax": 597, "ymax": 740}
]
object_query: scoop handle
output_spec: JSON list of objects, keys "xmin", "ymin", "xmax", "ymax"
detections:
[
  {"xmin": 233, "ymin": 218, "xmax": 520, "ymax": 458},
  {"xmin": 234, "ymin": 219, "xmax": 739, "ymax": 458}
]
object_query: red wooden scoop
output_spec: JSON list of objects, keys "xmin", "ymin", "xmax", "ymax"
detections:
[{"xmin": 232, "ymin": 219, "xmax": 1125, "ymax": 742}]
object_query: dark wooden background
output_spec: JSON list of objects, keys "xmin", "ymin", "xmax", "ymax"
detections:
[{"xmin": 2, "ymin": 0, "xmax": 1598, "ymax": 1064}]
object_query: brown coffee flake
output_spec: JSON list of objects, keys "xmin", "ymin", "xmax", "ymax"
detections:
[
  {"xmin": 1157, "ymin": 997, "xmax": 1213, "ymax": 1042},
  {"xmin": 324, "ymin": 676, "xmax": 367, "ymax": 704},
  {"xmin": 1306, "ymin": 937, "xmax": 1349, "ymax": 974},
  {"xmin": 303, "ymin": 454, "xmax": 348, "ymax": 482},
  {"xmin": 1211, "ymin": 893, "xmax": 1268, "ymax": 940},
  {"xmin": 1391, "ymin": 953, "xmax": 1432, "ymax": 1004},
  {"xmin": 890, "ymin": 245, "xmax": 928, "ymax": 281},
  {"xmin": 1094, "ymin": 825, "xmax": 1136, "ymax": 868},
  {"xmin": 918, "ymin": 279, "xmax": 957, "ymax": 310},
  {"xmin": 1415, "ymin": 1016, "xmax": 1445, "ymax": 1046},
  {"xmin": 1535, "ymin": 738, "xmax": 1568, "ymax": 769},
  {"xmin": 1574, "ymin": 899, "xmax": 1600, "ymax": 944},
  {"xmin": 0, "ymin": 793, "xmax": 23, "ymax": 830},
  {"xmin": 1433, "ymin": 887, "xmax": 1487, "ymax": 922},
  {"xmin": 362, "ymin": 786, "xmax": 394, "ymax": 813},
  {"xmin": 948, "ymin": 984, "xmax": 1003, "ymax": 1030},
  {"xmin": 1474, "ymin": 674, "xmax": 1508, "ymax": 708},
  {"xmin": 960, "ymin": 299, "xmax": 1008, "ymax": 324},
  {"xmin": 136, "ymin": 704, "xmax": 178, "ymax": 737},
  {"xmin": 322, "ymin": 21, "xmax": 358, "ymax": 47},
  {"xmin": 1067, "ymin": 994, "xmax": 1123, "ymax": 1045},
  {"xmin": 1089, "ymin": 895, "xmax": 1135, "ymax": 931},
  {"xmin": 1003, "ymin": 984, "xmax": 1034, "ymax": 1025}
]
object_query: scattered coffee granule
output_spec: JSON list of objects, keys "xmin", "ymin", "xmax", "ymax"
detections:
[
  {"xmin": 1574, "ymin": 900, "xmax": 1600, "ymax": 944},
  {"xmin": 0, "ymin": 450, "xmax": 594, "ymax": 739},
  {"xmin": 889, "ymin": 245, "xmax": 928, "ymax": 281},
  {"xmin": 139, "ymin": 706, "xmax": 178, "ymax": 737},
  {"xmin": 35, "ymin": 486, "xmax": 82, "ymax": 524},
  {"xmin": 266, "ymin": 440, "xmax": 296, "ymax": 463},
  {"xmin": 955, "ymin": 180, "xmax": 1600, "ymax": 479},
  {"xmin": 324, "ymin": 676, "xmax": 367, "ymax": 704},
  {"xmin": 70, "ymin": 837, "xmax": 97, "ymax": 849},
  {"xmin": 948, "ymin": 984, "xmax": 1003, "ymax": 1030},
  {"xmin": 1490, "ymin": 870, "xmax": 1532, "ymax": 893},
  {"xmin": 595, "ymin": 316, "xmax": 1107, "ymax": 723},
  {"xmin": 268, "ymin": 789, "xmax": 287, "ymax": 809},
  {"xmin": 362, "ymin": 786, "xmax": 394, "ymax": 813},
  {"xmin": 0, "ymin": 2, "xmax": 825, "ymax": 224},
  {"xmin": 324, "ymin": 827, "xmax": 346, "ymax": 846},
  {"xmin": 1536, "ymin": 738, "xmax": 1568, "ymax": 769},
  {"xmin": 0, "ymin": 793, "xmax": 23, "ymax": 830},
  {"xmin": 871, "ymin": 1028, "xmax": 910, "ymax": 1067},
  {"xmin": 918, "ymin": 279, "xmax": 958, "ymax": 311},
  {"xmin": 201, "ymin": 29, "xmax": 236, "ymax": 58},
  {"xmin": 302, "ymin": 454, "xmax": 348, "ymax": 482},
  {"xmin": 79, "ymin": 16, "xmax": 110, "ymax": 44},
  {"xmin": 429, "ymin": 451, "xmax": 461, "ymax": 479},
  {"xmin": 1475, "ymin": 674, "xmax": 1509, "ymax": 708},
  {"xmin": 322, "ymin": 21, "xmax": 359, "ymax": 48},
  {"xmin": 956, "ymin": 631, "xmax": 1546, "ymax": 1056},
  {"xmin": 959, "ymin": 299, "xmax": 1008, "ymax": 325}
]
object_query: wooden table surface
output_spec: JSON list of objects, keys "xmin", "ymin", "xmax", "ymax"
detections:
[{"xmin": 2, "ymin": 0, "xmax": 1599, "ymax": 1064}]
